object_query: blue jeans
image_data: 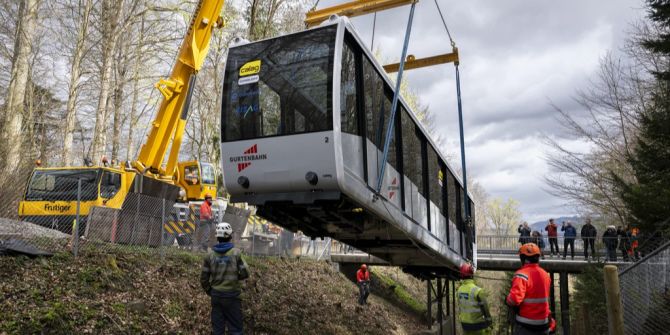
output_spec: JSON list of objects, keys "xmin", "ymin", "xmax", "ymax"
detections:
[{"xmin": 211, "ymin": 294, "xmax": 243, "ymax": 335}]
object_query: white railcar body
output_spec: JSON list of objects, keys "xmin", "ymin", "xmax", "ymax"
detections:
[{"xmin": 220, "ymin": 17, "xmax": 476, "ymax": 274}]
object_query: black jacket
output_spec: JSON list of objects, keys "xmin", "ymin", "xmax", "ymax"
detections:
[
  {"xmin": 603, "ymin": 229, "xmax": 618, "ymax": 248},
  {"xmin": 617, "ymin": 230, "xmax": 631, "ymax": 250},
  {"xmin": 581, "ymin": 224, "xmax": 597, "ymax": 239}
]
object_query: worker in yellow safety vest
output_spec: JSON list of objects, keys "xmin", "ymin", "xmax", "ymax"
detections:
[{"xmin": 458, "ymin": 263, "xmax": 492, "ymax": 335}]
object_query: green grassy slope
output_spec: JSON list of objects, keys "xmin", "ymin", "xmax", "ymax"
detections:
[{"xmin": 0, "ymin": 248, "xmax": 424, "ymax": 335}]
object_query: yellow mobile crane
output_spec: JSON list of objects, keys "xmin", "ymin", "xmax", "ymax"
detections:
[{"xmin": 18, "ymin": 0, "xmax": 225, "ymax": 232}]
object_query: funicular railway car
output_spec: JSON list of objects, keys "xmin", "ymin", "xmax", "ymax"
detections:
[{"xmin": 221, "ymin": 16, "xmax": 475, "ymax": 274}]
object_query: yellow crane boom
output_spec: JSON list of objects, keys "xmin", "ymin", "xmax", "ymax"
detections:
[{"xmin": 134, "ymin": 0, "xmax": 225, "ymax": 178}]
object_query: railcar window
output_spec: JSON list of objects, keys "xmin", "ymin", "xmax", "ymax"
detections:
[
  {"xmin": 222, "ymin": 26, "xmax": 335, "ymax": 141},
  {"xmin": 363, "ymin": 57, "xmax": 397, "ymax": 169},
  {"xmin": 401, "ymin": 109, "xmax": 423, "ymax": 193},
  {"xmin": 447, "ymin": 171, "xmax": 458, "ymax": 225},
  {"xmin": 460, "ymin": 187, "xmax": 466, "ymax": 226},
  {"xmin": 427, "ymin": 146, "xmax": 442, "ymax": 209},
  {"xmin": 469, "ymin": 198, "xmax": 476, "ymax": 237},
  {"xmin": 341, "ymin": 42, "xmax": 358, "ymax": 135}
]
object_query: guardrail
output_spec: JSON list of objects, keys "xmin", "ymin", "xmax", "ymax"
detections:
[{"xmin": 477, "ymin": 234, "xmax": 638, "ymax": 261}]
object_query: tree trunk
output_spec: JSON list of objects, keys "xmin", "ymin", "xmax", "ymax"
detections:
[
  {"xmin": 0, "ymin": 0, "xmax": 39, "ymax": 174},
  {"xmin": 126, "ymin": 14, "xmax": 145, "ymax": 162},
  {"xmin": 62, "ymin": 0, "xmax": 93, "ymax": 166},
  {"xmin": 89, "ymin": 0, "xmax": 121, "ymax": 164},
  {"xmin": 111, "ymin": 36, "xmax": 130, "ymax": 162}
]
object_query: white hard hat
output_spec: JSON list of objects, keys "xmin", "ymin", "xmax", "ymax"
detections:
[{"xmin": 216, "ymin": 222, "xmax": 233, "ymax": 238}]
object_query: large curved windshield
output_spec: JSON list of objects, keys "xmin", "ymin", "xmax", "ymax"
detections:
[
  {"xmin": 25, "ymin": 169, "xmax": 100, "ymax": 201},
  {"xmin": 221, "ymin": 26, "xmax": 336, "ymax": 142}
]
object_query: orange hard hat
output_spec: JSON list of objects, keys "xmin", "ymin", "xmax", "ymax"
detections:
[
  {"xmin": 460, "ymin": 263, "xmax": 474, "ymax": 278},
  {"xmin": 361, "ymin": 264, "xmax": 367, "ymax": 270},
  {"xmin": 519, "ymin": 243, "xmax": 541, "ymax": 257}
]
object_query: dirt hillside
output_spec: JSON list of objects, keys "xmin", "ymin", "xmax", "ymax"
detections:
[{"xmin": 0, "ymin": 247, "xmax": 425, "ymax": 335}]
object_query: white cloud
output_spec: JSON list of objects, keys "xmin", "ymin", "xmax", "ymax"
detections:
[{"xmin": 318, "ymin": 0, "xmax": 644, "ymax": 221}]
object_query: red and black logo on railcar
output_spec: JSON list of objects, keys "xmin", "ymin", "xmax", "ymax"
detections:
[{"xmin": 230, "ymin": 144, "xmax": 267, "ymax": 172}]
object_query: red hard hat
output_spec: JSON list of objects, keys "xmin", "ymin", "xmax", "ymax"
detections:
[
  {"xmin": 460, "ymin": 263, "xmax": 474, "ymax": 278},
  {"xmin": 519, "ymin": 243, "xmax": 541, "ymax": 257},
  {"xmin": 361, "ymin": 264, "xmax": 367, "ymax": 270}
]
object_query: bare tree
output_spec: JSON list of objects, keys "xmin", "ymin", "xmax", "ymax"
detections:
[
  {"xmin": 111, "ymin": 31, "xmax": 132, "ymax": 162},
  {"xmin": 0, "ymin": 0, "xmax": 40, "ymax": 175},
  {"xmin": 487, "ymin": 197, "xmax": 522, "ymax": 236},
  {"xmin": 125, "ymin": 12, "xmax": 146, "ymax": 162},
  {"xmin": 61, "ymin": 0, "xmax": 93, "ymax": 166},
  {"xmin": 89, "ymin": 0, "xmax": 142, "ymax": 163},
  {"xmin": 543, "ymin": 27, "xmax": 664, "ymax": 225},
  {"xmin": 469, "ymin": 181, "xmax": 490, "ymax": 236}
]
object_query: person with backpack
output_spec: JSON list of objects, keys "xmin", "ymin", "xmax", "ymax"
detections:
[{"xmin": 200, "ymin": 222, "xmax": 250, "ymax": 335}]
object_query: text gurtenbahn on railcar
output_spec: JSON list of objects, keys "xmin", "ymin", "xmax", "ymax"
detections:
[{"xmin": 220, "ymin": 17, "xmax": 476, "ymax": 276}]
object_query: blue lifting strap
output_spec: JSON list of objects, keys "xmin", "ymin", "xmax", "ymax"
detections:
[
  {"xmin": 376, "ymin": 2, "xmax": 416, "ymax": 194},
  {"xmin": 455, "ymin": 63, "xmax": 470, "ymax": 220}
]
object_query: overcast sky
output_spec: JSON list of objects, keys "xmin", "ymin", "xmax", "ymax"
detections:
[{"xmin": 318, "ymin": 0, "xmax": 645, "ymax": 222}]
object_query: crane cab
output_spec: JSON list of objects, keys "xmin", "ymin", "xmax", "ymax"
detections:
[
  {"xmin": 176, "ymin": 161, "xmax": 218, "ymax": 201},
  {"xmin": 18, "ymin": 166, "xmax": 133, "ymax": 233}
]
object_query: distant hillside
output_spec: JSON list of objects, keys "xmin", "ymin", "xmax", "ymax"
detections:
[{"xmin": 529, "ymin": 216, "xmax": 583, "ymax": 235}]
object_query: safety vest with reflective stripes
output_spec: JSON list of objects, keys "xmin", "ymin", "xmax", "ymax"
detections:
[
  {"xmin": 458, "ymin": 279, "xmax": 489, "ymax": 331},
  {"xmin": 201, "ymin": 247, "xmax": 249, "ymax": 293},
  {"xmin": 506, "ymin": 263, "xmax": 551, "ymax": 328}
]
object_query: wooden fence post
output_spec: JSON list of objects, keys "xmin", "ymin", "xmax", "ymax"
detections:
[{"xmin": 603, "ymin": 265, "xmax": 625, "ymax": 335}]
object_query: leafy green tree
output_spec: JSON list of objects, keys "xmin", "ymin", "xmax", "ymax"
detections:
[
  {"xmin": 617, "ymin": 0, "xmax": 670, "ymax": 232},
  {"xmin": 572, "ymin": 265, "xmax": 608, "ymax": 334}
]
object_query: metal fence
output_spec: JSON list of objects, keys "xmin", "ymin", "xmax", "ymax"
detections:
[
  {"xmin": 477, "ymin": 234, "xmax": 639, "ymax": 261},
  {"xmin": 619, "ymin": 240, "xmax": 670, "ymax": 335},
  {"xmin": 0, "ymin": 172, "xmax": 335, "ymax": 261}
]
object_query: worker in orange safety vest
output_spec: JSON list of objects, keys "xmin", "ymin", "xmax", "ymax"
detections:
[
  {"xmin": 506, "ymin": 243, "xmax": 554, "ymax": 335},
  {"xmin": 357, "ymin": 264, "xmax": 371, "ymax": 305}
]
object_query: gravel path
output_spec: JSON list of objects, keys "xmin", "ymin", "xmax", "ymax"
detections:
[{"xmin": 0, "ymin": 218, "xmax": 69, "ymax": 239}]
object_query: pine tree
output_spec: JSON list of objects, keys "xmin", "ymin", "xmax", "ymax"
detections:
[
  {"xmin": 642, "ymin": 0, "xmax": 670, "ymax": 81},
  {"xmin": 618, "ymin": 0, "xmax": 670, "ymax": 232}
]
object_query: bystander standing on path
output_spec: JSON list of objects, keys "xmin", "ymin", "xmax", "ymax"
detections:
[
  {"xmin": 580, "ymin": 219, "xmax": 597, "ymax": 260},
  {"xmin": 603, "ymin": 226, "xmax": 618, "ymax": 262},
  {"xmin": 518, "ymin": 222, "xmax": 531, "ymax": 246},
  {"xmin": 561, "ymin": 221, "xmax": 576, "ymax": 260},
  {"xmin": 544, "ymin": 219, "xmax": 559, "ymax": 257},
  {"xmin": 618, "ymin": 226, "xmax": 632, "ymax": 262}
]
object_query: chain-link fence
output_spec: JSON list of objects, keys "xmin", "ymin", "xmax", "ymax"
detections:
[
  {"xmin": 0, "ymin": 168, "xmax": 335, "ymax": 261},
  {"xmin": 241, "ymin": 215, "xmax": 334, "ymax": 259},
  {"xmin": 619, "ymin": 240, "xmax": 670, "ymax": 335}
]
